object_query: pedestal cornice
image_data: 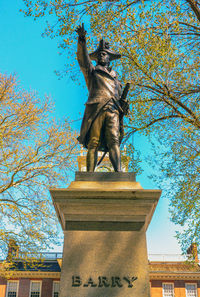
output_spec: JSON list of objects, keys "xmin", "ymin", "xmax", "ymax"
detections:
[{"xmin": 50, "ymin": 172, "xmax": 161, "ymax": 232}]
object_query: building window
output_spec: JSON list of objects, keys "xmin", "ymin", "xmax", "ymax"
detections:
[
  {"xmin": 162, "ymin": 283, "xmax": 174, "ymax": 297},
  {"xmin": 186, "ymin": 283, "xmax": 198, "ymax": 297},
  {"xmin": 6, "ymin": 281, "xmax": 18, "ymax": 297},
  {"xmin": 53, "ymin": 282, "xmax": 60, "ymax": 297},
  {"xmin": 30, "ymin": 281, "xmax": 41, "ymax": 297}
]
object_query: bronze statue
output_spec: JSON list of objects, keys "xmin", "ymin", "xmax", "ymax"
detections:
[{"xmin": 76, "ymin": 24, "xmax": 129, "ymax": 172}]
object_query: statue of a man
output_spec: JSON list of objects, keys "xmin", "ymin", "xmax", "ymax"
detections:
[{"xmin": 76, "ymin": 24, "xmax": 129, "ymax": 172}]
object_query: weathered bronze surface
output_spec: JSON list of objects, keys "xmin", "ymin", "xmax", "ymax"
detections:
[{"xmin": 76, "ymin": 24, "xmax": 129, "ymax": 172}]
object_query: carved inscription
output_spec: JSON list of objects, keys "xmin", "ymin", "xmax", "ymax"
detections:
[{"xmin": 72, "ymin": 276, "xmax": 138, "ymax": 288}]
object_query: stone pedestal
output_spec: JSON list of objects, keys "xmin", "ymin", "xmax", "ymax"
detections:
[{"xmin": 50, "ymin": 172, "xmax": 161, "ymax": 297}]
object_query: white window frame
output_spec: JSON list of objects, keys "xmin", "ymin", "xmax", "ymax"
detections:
[
  {"xmin": 29, "ymin": 281, "xmax": 42, "ymax": 297},
  {"xmin": 185, "ymin": 283, "xmax": 198, "ymax": 297},
  {"xmin": 162, "ymin": 282, "xmax": 174, "ymax": 297},
  {"xmin": 52, "ymin": 281, "xmax": 60, "ymax": 297},
  {"xmin": 6, "ymin": 280, "xmax": 19, "ymax": 297}
]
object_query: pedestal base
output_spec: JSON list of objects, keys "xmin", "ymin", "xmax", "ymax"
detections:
[
  {"xmin": 60, "ymin": 230, "xmax": 149, "ymax": 297},
  {"xmin": 50, "ymin": 172, "xmax": 161, "ymax": 297}
]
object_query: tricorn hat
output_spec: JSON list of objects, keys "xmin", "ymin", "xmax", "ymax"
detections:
[{"xmin": 89, "ymin": 39, "xmax": 121, "ymax": 61}]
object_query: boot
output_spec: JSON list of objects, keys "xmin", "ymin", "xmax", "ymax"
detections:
[
  {"xmin": 86, "ymin": 149, "xmax": 98, "ymax": 172},
  {"xmin": 109, "ymin": 144, "xmax": 121, "ymax": 172}
]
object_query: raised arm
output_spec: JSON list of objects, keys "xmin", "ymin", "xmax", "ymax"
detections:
[
  {"xmin": 76, "ymin": 23, "xmax": 93, "ymax": 86},
  {"xmin": 76, "ymin": 23, "xmax": 87, "ymax": 43}
]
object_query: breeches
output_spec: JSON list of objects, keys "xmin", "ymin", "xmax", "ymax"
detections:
[{"xmin": 88, "ymin": 110, "xmax": 120, "ymax": 149}]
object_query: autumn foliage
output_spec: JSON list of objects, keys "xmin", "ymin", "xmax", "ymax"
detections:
[
  {"xmin": 20, "ymin": 0, "xmax": 200, "ymax": 252},
  {"xmin": 0, "ymin": 73, "xmax": 78, "ymax": 258}
]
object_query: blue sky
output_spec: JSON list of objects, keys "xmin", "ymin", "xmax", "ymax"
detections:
[{"xmin": 0, "ymin": 0, "xmax": 182, "ymax": 255}]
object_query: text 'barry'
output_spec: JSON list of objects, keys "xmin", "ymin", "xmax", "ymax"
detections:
[{"xmin": 72, "ymin": 276, "xmax": 138, "ymax": 288}]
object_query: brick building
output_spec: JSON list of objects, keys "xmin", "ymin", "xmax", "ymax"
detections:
[
  {"xmin": 0, "ymin": 253, "xmax": 61, "ymax": 297},
  {"xmin": 1, "ymin": 251, "xmax": 200, "ymax": 297},
  {"xmin": 149, "ymin": 257, "xmax": 200, "ymax": 297}
]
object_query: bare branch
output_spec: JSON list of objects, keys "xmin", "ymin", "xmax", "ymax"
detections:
[{"xmin": 185, "ymin": 0, "xmax": 200, "ymax": 22}]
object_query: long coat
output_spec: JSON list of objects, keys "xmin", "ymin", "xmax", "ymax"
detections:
[{"xmin": 77, "ymin": 38, "xmax": 122, "ymax": 150}]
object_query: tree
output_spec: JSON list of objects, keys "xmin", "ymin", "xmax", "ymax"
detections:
[
  {"xmin": 0, "ymin": 73, "xmax": 78, "ymax": 260},
  {"xmin": 149, "ymin": 123, "xmax": 200, "ymax": 253},
  {"xmin": 20, "ymin": 0, "xmax": 200, "ymax": 251}
]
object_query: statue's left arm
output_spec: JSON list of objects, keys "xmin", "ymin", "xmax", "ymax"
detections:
[{"xmin": 120, "ymin": 83, "xmax": 130, "ymax": 115}]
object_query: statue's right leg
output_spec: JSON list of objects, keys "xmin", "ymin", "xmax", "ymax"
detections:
[
  {"xmin": 105, "ymin": 111, "xmax": 121, "ymax": 172},
  {"xmin": 86, "ymin": 113, "xmax": 103, "ymax": 172},
  {"xmin": 86, "ymin": 148, "xmax": 98, "ymax": 172}
]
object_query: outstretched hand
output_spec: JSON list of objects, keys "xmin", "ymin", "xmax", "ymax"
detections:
[{"xmin": 75, "ymin": 23, "xmax": 87, "ymax": 39}]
